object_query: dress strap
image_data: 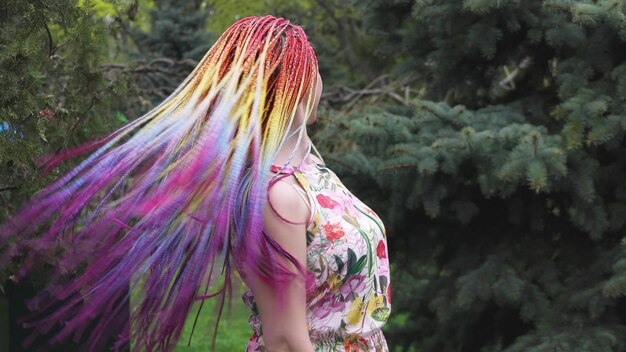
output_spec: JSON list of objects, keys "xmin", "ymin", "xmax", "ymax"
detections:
[
  {"xmin": 269, "ymin": 139, "xmax": 312, "ymax": 174},
  {"xmin": 266, "ymin": 140, "xmax": 313, "ymax": 225},
  {"xmin": 291, "ymin": 169, "xmax": 317, "ymax": 229}
]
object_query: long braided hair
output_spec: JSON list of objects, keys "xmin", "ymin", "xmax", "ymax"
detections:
[{"xmin": 0, "ymin": 15, "xmax": 319, "ymax": 351}]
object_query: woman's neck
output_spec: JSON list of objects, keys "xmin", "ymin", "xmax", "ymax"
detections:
[{"xmin": 272, "ymin": 127, "xmax": 311, "ymax": 167}]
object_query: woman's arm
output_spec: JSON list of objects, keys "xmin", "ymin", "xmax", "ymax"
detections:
[{"xmin": 247, "ymin": 178, "xmax": 315, "ymax": 352}]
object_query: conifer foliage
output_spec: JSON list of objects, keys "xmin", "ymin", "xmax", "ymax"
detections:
[
  {"xmin": 0, "ymin": 0, "xmax": 133, "ymax": 228},
  {"xmin": 312, "ymin": 1, "xmax": 626, "ymax": 350},
  {"xmin": 126, "ymin": 0, "xmax": 215, "ymax": 105},
  {"xmin": 0, "ymin": 1, "xmax": 134, "ymax": 350},
  {"xmin": 130, "ymin": 0, "xmax": 214, "ymax": 61}
]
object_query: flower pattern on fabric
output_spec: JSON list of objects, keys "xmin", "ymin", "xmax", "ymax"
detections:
[{"xmin": 243, "ymin": 160, "xmax": 392, "ymax": 351}]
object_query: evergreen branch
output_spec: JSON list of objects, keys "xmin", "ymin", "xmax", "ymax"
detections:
[
  {"xmin": 319, "ymin": 73, "xmax": 421, "ymax": 113},
  {"xmin": 39, "ymin": 5, "xmax": 68, "ymax": 59},
  {"xmin": 498, "ymin": 56, "xmax": 532, "ymax": 88},
  {"xmin": 100, "ymin": 58, "xmax": 198, "ymax": 74},
  {"xmin": 0, "ymin": 189, "xmax": 13, "ymax": 219},
  {"xmin": 344, "ymin": 75, "xmax": 408, "ymax": 111},
  {"xmin": 326, "ymin": 74, "xmax": 388, "ymax": 104},
  {"xmin": 490, "ymin": 56, "xmax": 533, "ymax": 98},
  {"xmin": 316, "ymin": 114, "xmax": 350, "ymax": 128},
  {"xmin": 543, "ymin": 1, "xmax": 573, "ymax": 13},
  {"xmin": 0, "ymin": 192, "xmax": 11, "ymax": 217},
  {"xmin": 66, "ymin": 95, "xmax": 97, "ymax": 140},
  {"xmin": 323, "ymin": 154, "xmax": 361, "ymax": 174},
  {"xmin": 387, "ymin": 91, "xmax": 408, "ymax": 105},
  {"xmin": 313, "ymin": 0, "xmax": 372, "ymax": 79},
  {"xmin": 140, "ymin": 87, "xmax": 169, "ymax": 101},
  {"xmin": 0, "ymin": 185, "xmax": 19, "ymax": 192},
  {"xmin": 381, "ymin": 163, "xmax": 419, "ymax": 171},
  {"xmin": 43, "ymin": 16, "xmax": 54, "ymax": 58},
  {"xmin": 41, "ymin": 94, "xmax": 100, "ymax": 165}
]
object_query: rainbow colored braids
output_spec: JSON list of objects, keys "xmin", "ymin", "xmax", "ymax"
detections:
[{"xmin": 0, "ymin": 15, "xmax": 319, "ymax": 351}]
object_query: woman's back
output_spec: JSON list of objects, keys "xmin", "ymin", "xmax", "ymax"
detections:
[{"xmin": 242, "ymin": 155, "xmax": 392, "ymax": 351}]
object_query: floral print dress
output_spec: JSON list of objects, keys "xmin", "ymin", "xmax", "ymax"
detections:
[{"xmin": 242, "ymin": 157, "xmax": 392, "ymax": 351}]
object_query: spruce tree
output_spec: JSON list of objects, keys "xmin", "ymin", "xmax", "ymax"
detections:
[
  {"xmin": 312, "ymin": 1, "xmax": 626, "ymax": 350},
  {"xmin": 130, "ymin": 0, "xmax": 213, "ymax": 60},
  {"xmin": 127, "ymin": 0, "xmax": 215, "ymax": 104},
  {"xmin": 0, "ymin": 1, "xmax": 133, "ymax": 350}
]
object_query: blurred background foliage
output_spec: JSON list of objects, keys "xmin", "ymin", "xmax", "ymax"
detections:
[{"xmin": 1, "ymin": 0, "xmax": 626, "ymax": 351}]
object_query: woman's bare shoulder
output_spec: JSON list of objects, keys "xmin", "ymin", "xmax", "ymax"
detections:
[{"xmin": 265, "ymin": 178, "xmax": 310, "ymax": 225}]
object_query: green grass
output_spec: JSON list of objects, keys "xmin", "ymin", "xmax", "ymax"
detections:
[
  {"xmin": 174, "ymin": 285, "xmax": 251, "ymax": 351},
  {"xmin": 129, "ymin": 275, "xmax": 252, "ymax": 352}
]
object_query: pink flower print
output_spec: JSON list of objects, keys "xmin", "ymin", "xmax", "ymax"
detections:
[
  {"xmin": 316, "ymin": 194, "xmax": 340, "ymax": 209},
  {"xmin": 316, "ymin": 192, "xmax": 359, "ymax": 218},
  {"xmin": 375, "ymin": 258, "xmax": 390, "ymax": 277},
  {"xmin": 313, "ymin": 293, "xmax": 345, "ymax": 319},
  {"xmin": 376, "ymin": 239, "xmax": 387, "ymax": 259},
  {"xmin": 339, "ymin": 274, "xmax": 366, "ymax": 296},
  {"xmin": 364, "ymin": 205, "xmax": 378, "ymax": 217},
  {"xmin": 335, "ymin": 192, "xmax": 360, "ymax": 218},
  {"xmin": 375, "ymin": 243, "xmax": 390, "ymax": 277},
  {"xmin": 322, "ymin": 222, "xmax": 345, "ymax": 242},
  {"xmin": 333, "ymin": 186, "xmax": 365, "ymax": 218}
]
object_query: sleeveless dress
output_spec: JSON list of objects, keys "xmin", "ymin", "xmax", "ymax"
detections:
[{"xmin": 242, "ymin": 156, "xmax": 392, "ymax": 352}]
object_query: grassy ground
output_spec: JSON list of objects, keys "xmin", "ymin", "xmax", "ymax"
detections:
[
  {"xmin": 174, "ymin": 285, "xmax": 251, "ymax": 351},
  {"xmin": 129, "ymin": 274, "xmax": 252, "ymax": 352}
]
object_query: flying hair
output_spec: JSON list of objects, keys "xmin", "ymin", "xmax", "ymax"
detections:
[{"xmin": 0, "ymin": 15, "xmax": 320, "ymax": 352}]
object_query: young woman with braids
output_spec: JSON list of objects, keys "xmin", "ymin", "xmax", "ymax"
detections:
[{"xmin": 0, "ymin": 15, "xmax": 391, "ymax": 352}]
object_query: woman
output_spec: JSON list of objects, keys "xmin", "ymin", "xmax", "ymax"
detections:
[{"xmin": 0, "ymin": 15, "xmax": 391, "ymax": 352}]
